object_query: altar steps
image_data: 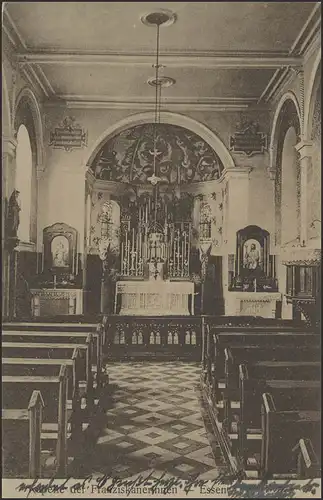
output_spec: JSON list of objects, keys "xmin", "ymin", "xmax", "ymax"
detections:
[{"xmin": 103, "ymin": 344, "xmax": 201, "ymax": 362}]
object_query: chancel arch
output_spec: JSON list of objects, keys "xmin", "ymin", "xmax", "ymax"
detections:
[
  {"xmin": 84, "ymin": 114, "xmax": 235, "ymax": 316},
  {"xmin": 85, "ymin": 111, "xmax": 235, "ymax": 173}
]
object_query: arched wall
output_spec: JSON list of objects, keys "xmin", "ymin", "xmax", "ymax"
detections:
[
  {"xmin": 304, "ymin": 49, "xmax": 321, "ymax": 140},
  {"xmin": 2, "ymin": 68, "xmax": 12, "ymax": 138},
  {"xmin": 280, "ymin": 127, "xmax": 299, "ymax": 245},
  {"xmin": 84, "ymin": 111, "xmax": 236, "ymax": 172},
  {"xmin": 269, "ymin": 91, "xmax": 302, "ymax": 174},
  {"xmin": 13, "ymin": 87, "xmax": 44, "ymax": 168},
  {"xmin": 13, "ymin": 88, "xmax": 44, "ymax": 244},
  {"xmin": 272, "ymin": 98, "xmax": 301, "ymax": 247}
]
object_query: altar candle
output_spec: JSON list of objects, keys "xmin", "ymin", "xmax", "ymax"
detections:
[
  {"xmin": 72, "ymin": 246, "xmax": 75, "ymax": 274},
  {"xmin": 177, "ymin": 235, "xmax": 180, "ymax": 271},
  {"xmin": 76, "ymin": 246, "xmax": 79, "ymax": 276},
  {"xmin": 36, "ymin": 247, "xmax": 39, "ymax": 274},
  {"xmin": 173, "ymin": 239, "xmax": 176, "ymax": 270},
  {"xmin": 135, "ymin": 233, "xmax": 139, "ymax": 273},
  {"xmin": 41, "ymin": 245, "xmax": 44, "ymax": 272},
  {"xmin": 121, "ymin": 242, "xmax": 124, "ymax": 273},
  {"xmin": 182, "ymin": 238, "xmax": 185, "ymax": 276},
  {"xmin": 132, "ymin": 228, "xmax": 135, "ymax": 250}
]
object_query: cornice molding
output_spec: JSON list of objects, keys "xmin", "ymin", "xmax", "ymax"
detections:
[
  {"xmin": 19, "ymin": 65, "xmax": 44, "ymax": 99},
  {"xmin": 289, "ymin": 3, "xmax": 321, "ymax": 57},
  {"xmin": 295, "ymin": 140, "xmax": 313, "ymax": 160},
  {"xmin": 2, "ymin": 7, "xmax": 27, "ymax": 51},
  {"xmin": 43, "ymin": 96, "xmax": 264, "ymax": 112},
  {"xmin": 15, "ymin": 52, "xmax": 302, "ymax": 69}
]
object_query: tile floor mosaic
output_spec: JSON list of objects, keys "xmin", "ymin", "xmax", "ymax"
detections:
[{"xmin": 71, "ymin": 362, "xmax": 228, "ymax": 480}]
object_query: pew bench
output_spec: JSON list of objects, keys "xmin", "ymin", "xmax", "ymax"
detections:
[
  {"xmin": 234, "ymin": 366, "xmax": 320, "ymax": 475},
  {"xmin": 2, "ymin": 390, "xmax": 44, "ymax": 478},
  {"xmin": 260, "ymin": 393, "xmax": 321, "ymax": 479},
  {"xmin": 3, "ymin": 365, "xmax": 69, "ymax": 476},
  {"xmin": 2, "ymin": 331, "xmax": 104, "ymax": 391},
  {"xmin": 2, "ymin": 350, "xmax": 87, "ymax": 438},
  {"xmin": 2, "ymin": 342, "xmax": 94, "ymax": 408}
]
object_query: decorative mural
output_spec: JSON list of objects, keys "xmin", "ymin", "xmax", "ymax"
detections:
[{"xmin": 91, "ymin": 124, "xmax": 224, "ymax": 184}]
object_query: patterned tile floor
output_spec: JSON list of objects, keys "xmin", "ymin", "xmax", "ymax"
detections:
[{"xmin": 71, "ymin": 362, "xmax": 228, "ymax": 480}]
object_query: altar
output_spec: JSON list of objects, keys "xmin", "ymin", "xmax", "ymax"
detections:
[
  {"xmin": 115, "ymin": 280, "xmax": 194, "ymax": 316},
  {"xmin": 225, "ymin": 291, "xmax": 282, "ymax": 318}
]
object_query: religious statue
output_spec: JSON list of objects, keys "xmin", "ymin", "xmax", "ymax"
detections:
[
  {"xmin": 52, "ymin": 237, "xmax": 69, "ymax": 267},
  {"xmin": 243, "ymin": 242, "xmax": 261, "ymax": 271},
  {"xmin": 6, "ymin": 189, "xmax": 21, "ymax": 240}
]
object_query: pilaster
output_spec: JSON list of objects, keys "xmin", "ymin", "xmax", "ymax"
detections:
[
  {"xmin": 295, "ymin": 140, "xmax": 313, "ymax": 246},
  {"xmin": 223, "ymin": 166, "xmax": 253, "ymax": 253}
]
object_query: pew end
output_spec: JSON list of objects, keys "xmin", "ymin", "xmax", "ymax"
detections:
[{"xmin": 293, "ymin": 438, "xmax": 321, "ymax": 479}]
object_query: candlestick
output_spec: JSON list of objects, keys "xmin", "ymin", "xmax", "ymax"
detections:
[
  {"xmin": 76, "ymin": 245, "xmax": 79, "ymax": 276},
  {"xmin": 36, "ymin": 247, "xmax": 39, "ymax": 275},
  {"xmin": 41, "ymin": 245, "xmax": 44, "ymax": 272},
  {"xmin": 182, "ymin": 238, "xmax": 185, "ymax": 277},
  {"xmin": 72, "ymin": 246, "xmax": 75, "ymax": 274},
  {"xmin": 177, "ymin": 234, "xmax": 180, "ymax": 274}
]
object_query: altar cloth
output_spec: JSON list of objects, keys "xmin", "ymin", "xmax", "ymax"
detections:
[{"xmin": 115, "ymin": 280, "xmax": 194, "ymax": 316}]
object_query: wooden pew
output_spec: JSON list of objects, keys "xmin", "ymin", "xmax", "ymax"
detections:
[
  {"xmin": 3, "ymin": 365, "xmax": 69, "ymax": 476},
  {"xmin": 2, "ymin": 342, "xmax": 94, "ymax": 408},
  {"xmin": 238, "ymin": 366, "xmax": 320, "ymax": 473},
  {"xmin": 2, "ymin": 348, "xmax": 85, "ymax": 438},
  {"xmin": 209, "ymin": 331, "xmax": 320, "ymax": 406},
  {"xmin": 2, "ymin": 330, "xmax": 103, "ymax": 390},
  {"xmin": 219, "ymin": 344, "xmax": 319, "ymax": 432},
  {"xmin": 294, "ymin": 438, "xmax": 321, "ymax": 479},
  {"xmin": 3, "ymin": 390, "xmax": 44, "ymax": 478},
  {"xmin": 261, "ymin": 393, "xmax": 321, "ymax": 479}
]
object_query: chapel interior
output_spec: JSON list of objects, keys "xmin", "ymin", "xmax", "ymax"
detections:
[{"xmin": 2, "ymin": 1, "xmax": 322, "ymax": 487}]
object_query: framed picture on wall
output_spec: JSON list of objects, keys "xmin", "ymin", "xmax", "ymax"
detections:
[{"xmin": 43, "ymin": 222, "xmax": 78, "ymax": 275}]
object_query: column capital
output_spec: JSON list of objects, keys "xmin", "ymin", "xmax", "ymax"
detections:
[
  {"xmin": 267, "ymin": 167, "xmax": 276, "ymax": 181},
  {"xmin": 36, "ymin": 164, "xmax": 46, "ymax": 180},
  {"xmin": 223, "ymin": 166, "xmax": 253, "ymax": 181},
  {"xmin": 2, "ymin": 137, "xmax": 17, "ymax": 158},
  {"xmin": 295, "ymin": 140, "xmax": 313, "ymax": 160}
]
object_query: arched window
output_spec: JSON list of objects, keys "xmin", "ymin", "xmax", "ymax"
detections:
[{"xmin": 15, "ymin": 124, "xmax": 33, "ymax": 242}]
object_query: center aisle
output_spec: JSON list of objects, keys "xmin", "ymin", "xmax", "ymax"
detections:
[{"xmin": 70, "ymin": 362, "xmax": 227, "ymax": 480}]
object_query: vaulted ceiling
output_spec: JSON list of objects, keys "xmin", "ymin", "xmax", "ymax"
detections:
[{"xmin": 3, "ymin": 2, "xmax": 321, "ymax": 110}]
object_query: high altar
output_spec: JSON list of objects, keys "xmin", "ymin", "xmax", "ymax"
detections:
[{"xmin": 112, "ymin": 197, "xmax": 195, "ymax": 316}]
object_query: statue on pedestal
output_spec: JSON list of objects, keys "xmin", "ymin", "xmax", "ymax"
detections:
[{"xmin": 6, "ymin": 189, "xmax": 21, "ymax": 250}]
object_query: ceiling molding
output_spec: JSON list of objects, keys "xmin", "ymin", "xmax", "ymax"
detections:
[
  {"xmin": 289, "ymin": 2, "xmax": 321, "ymax": 56},
  {"xmin": 15, "ymin": 52, "xmax": 302, "ymax": 69},
  {"xmin": 34, "ymin": 64, "xmax": 56, "ymax": 96},
  {"xmin": 2, "ymin": 6, "xmax": 28, "ymax": 50},
  {"xmin": 43, "ymin": 96, "xmax": 266, "ymax": 112},
  {"xmin": 257, "ymin": 68, "xmax": 286, "ymax": 104},
  {"xmin": 20, "ymin": 65, "xmax": 44, "ymax": 98}
]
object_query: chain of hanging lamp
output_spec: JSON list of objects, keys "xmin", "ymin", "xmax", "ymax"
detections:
[{"xmin": 148, "ymin": 19, "xmax": 162, "ymax": 189}]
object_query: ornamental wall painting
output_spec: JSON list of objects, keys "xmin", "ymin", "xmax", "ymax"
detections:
[{"xmin": 91, "ymin": 124, "xmax": 224, "ymax": 184}]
